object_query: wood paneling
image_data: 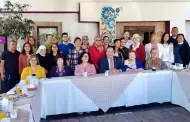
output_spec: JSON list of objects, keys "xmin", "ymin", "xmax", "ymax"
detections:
[{"xmin": 32, "ymin": 22, "xmax": 62, "ymax": 41}]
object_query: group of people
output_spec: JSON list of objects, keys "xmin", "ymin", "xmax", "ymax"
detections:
[{"xmin": 1, "ymin": 27, "xmax": 190, "ymax": 93}]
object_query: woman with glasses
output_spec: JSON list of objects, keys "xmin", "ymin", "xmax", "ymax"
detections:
[
  {"xmin": 75, "ymin": 52, "xmax": 96, "ymax": 76},
  {"xmin": 89, "ymin": 36, "xmax": 106, "ymax": 70}
]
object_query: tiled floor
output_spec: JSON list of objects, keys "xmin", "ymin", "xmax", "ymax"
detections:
[{"xmin": 41, "ymin": 103, "xmax": 190, "ymax": 122}]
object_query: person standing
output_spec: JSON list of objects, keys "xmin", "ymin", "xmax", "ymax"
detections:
[
  {"xmin": 58, "ymin": 32, "xmax": 74, "ymax": 58},
  {"xmin": 81, "ymin": 35, "xmax": 89, "ymax": 52},
  {"xmin": 67, "ymin": 37, "xmax": 85, "ymax": 74},
  {"xmin": 27, "ymin": 36, "xmax": 37, "ymax": 53},
  {"xmin": 120, "ymin": 38, "xmax": 129, "ymax": 60},
  {"xmin": 1, "ymin": 40, "xmax": 20, "ymax": 92},
  {"xmin": 174, "ymin": 34, "xmax": 190, "ymax": 67},
  {"xmin": 170, "ymin": 27, "xmax": 179, "ymax": 45},
  {"xmin": 123, "ymin": 31, "xmax": 133, "ymax": 49},
  {"xmin": 44, "ymin": 34, "xmax": 54, "ymax": 54},
  {"xmin": 89, "ymin": 36, "xmax": 106, "ymax": 70},
  {"xmin": 130, "ymin": 34, "xmax": 146, "ymax": 65},
  {"xmin": 19, "ymin": 42, "xmax": 34, "ymax": 74},
  {"xmin": 160, "ymin": 32, "xmax": 174, "ymax": 68},
  {"xmin": 103, "ymin": 36, "xmax": 110, "ymax": 49}
]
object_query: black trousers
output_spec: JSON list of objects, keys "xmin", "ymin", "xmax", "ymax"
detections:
[{"xmin": 1, "ymin": 73, "xmax": 20, "ymax": 93}]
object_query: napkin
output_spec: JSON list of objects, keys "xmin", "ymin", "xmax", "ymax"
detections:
[
  {"xmin": 1, "ymin": 98, "xmax": 9, "ymax": 113},
  {"xmin": 0, "ymin": 118, "xmax": 10, "ymax": 122}
]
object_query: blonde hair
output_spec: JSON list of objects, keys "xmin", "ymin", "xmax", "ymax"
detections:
[{"xmin": 27, "ymin": 54, "xmax": 40, "ymax": 66}]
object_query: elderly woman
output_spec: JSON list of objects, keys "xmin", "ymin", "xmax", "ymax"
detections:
[
  {"xmin": 174, "ymin": 34, "xmax": 190, "ymax": 67},
  {"xmin": 130, "ymin": 34, "xmax": 146, "ymax": 65},
  {"xmin": 123, "ymin": 50, "xmax": 143, "ymax": 72},
  {"xmin": 81, "ymin": 35, "xmax": 89, "ymax": 52},
  {"xmin": 50, "ymin": 55, "xmax": 72, "ymax": 77},
  {"xmin": 145, "ymin": 33, "xmax": 164, "ymax": 59},
  {"xmin": 145, "ymin": 48, "xmax": 167, "ymax": 70},
  {"xmin": 123, "ymin": 31, "xmax": 133, "ymax": 49},
  {"xmin": 75, "ymin": 52, "xmax": 96, "ymax": 76},
  {"xmin": 161, "ymin": 32, "xmax": 174, "ymax": 68},
  {"xmin": 36, "ymin": 45, "xmax": 49, "ymax": 73},
  {"xmin": 89, "ymin": 36, "xmax": 106, "ymax": 69},
  {"xmin": 67, "ymin": 37, "xmax": 85, "ymax": 74},
  {"xmin": 21, "ymin": 54, "xmax": 46, "ymax": 80}
]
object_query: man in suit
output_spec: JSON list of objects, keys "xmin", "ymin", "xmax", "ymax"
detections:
[{"xmin": 99, "ymin": 46, "xmax": 123, "ymax": 73}]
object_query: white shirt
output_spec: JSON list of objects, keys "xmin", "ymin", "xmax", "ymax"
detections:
[
  {"xmin": 125, "ymin": 40, "xmax": 133, "ymax": 49},
  {"xmin": 162, "ymin": 43, "xmax": 174, "ymax": 63},
  {"xmin": 145, "ymin": 43, "xmax": 164, "ymax": 59}
]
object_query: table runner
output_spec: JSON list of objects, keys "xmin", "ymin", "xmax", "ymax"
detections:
[
  {"xmin": 176, "ymin": 72, "xmax": 190, "ymax": 103},
  {"xmin": 69, "ymin": 72, "xmax": 138, "ymax": 112}
]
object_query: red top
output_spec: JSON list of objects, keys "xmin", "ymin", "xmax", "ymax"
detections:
[
  {"xmin": 19, "ymin": 54, "xmax": 28, "ymax": 74},
  {"xmin": 89, "ymin": 44, "xmax": 106, "ymax": 67},
  {"xmin": 130, "ymin": 43, "xmax": 146, "ymax": 65}
]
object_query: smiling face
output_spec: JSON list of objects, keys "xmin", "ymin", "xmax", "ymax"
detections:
[
  {"xmin": 40, "ymin": 49, "xmax": 46, "ymax": 56},
  {"xmin": 103, "ymin": 37, "xmax": 109, "ymax": 45},
  {"xmin": 177, "ymin": 35, "xmax": 184, "ymax": 43},
  {"xmin": 129, "ymin": 52, "xmax": 136, "ymax": 61},
  {"xmin": 28, "ymin": 37, "xmax": 35, "ymax": 45},
  {"xmin": 151, "ymin": 49, "xmax": 158, "ymax": 59},
  {"xmin": 82, "ymin": 53, "xmax": 89, "ymax": 63},
  {"xmin": 121, "ymin": 39, "xmax": 126, "ymax": 47},
  {"xmin": 94, "ymin": 37, "xmax": 102, "ymax": 46},
  {"xmin": 106, "ymin": 47, "xmax": 114, "ymax": 59},
  {"xmin": 29, "ymin": 57, "xmax": 38, "ymax": 66},
  {"xmin": 164, "ymin": 33, "xmax": 170, "ymax": 42},
  {"xmin": 114, "ymin": 40, "xmax": 121, "ymax": 48}
]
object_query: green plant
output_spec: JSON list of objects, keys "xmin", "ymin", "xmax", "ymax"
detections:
[{"xmin": 0, "ymin": 0, "xmax": 34, "ymax": 40}]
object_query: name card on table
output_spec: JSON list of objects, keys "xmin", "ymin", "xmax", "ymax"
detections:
[{"xmin": 0, "ymin": 37, "xmax": 6, "ymax": 44}]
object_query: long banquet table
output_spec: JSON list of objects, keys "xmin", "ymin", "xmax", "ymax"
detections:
[{"xmin": 12, "ymin": 70, "xmax": 190, "ymax": 122}]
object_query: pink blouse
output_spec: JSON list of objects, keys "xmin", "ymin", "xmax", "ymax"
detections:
[
  {"xmin": 19, "ymin": 54, "xmax": 28, "ymax": 74},
  {"xmin": 75, "ymin": 63, "xmax": 96, "ymax": 76}
]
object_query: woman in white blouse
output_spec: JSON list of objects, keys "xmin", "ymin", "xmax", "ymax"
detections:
[
  {"xmin": 145, "ymin": 33, "xmax": 164, "ymax": 59},
  {"xmin": 160, "ymin": 32, "xmax": 174, "ymax": 67}
]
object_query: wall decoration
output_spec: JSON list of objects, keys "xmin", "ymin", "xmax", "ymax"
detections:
[
  {"xmin": 100, "ymin": 7, "xmax": 122, "ymax": 44},
  {"xmin": 0, "ymin": 37, "xmax": 6, "ymax": 44}
]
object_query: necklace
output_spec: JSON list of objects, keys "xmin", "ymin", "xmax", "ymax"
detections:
[{"xmin": 56, "ymin": 66, "xmax": 65, "ymax": 76}]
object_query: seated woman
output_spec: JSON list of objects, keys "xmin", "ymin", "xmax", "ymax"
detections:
[
  {"xmin": 75, "ymin": 52, "xmax": 96, "ymax": 76},
  {"xmin": 145, "ymin": 48, "xmax": 168, "ymax": 70},
  {"xmin": 50, "ymin": 55, "xmax": 72, "ymax": 77},
  {"xmin": 21, "ymin": 54, "xmax": 46, "ymax": 80},
  {"xmin": 123, "ymin": 50, "xmax": 143, "ymax": 72}
]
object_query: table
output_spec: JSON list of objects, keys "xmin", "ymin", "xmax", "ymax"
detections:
[
  {"xmin": 11, "ymin": 70, "xmax": 190, "ymax": 122},
  {"xmin": 31, "ymin": 70, "xmax": 173, "ymax": 122}
]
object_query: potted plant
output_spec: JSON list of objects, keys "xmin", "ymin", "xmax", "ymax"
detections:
[{"xmin": 0, "ymin": 0, "xmax": 34, "ymax": 45}]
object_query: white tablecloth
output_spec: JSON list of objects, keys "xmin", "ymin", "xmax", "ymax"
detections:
[{"xmin": 30, "ymin": 70, "xmax": 173, "ymax": 122}]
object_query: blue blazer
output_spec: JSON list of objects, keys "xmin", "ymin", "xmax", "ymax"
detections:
[
  {"xmin": 123, "ymin": 60, "xmax": 144, "ymax": 72},
  {"xmin": 99, "ymin": 56, "xmax": 123, "ymax": 73}
]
